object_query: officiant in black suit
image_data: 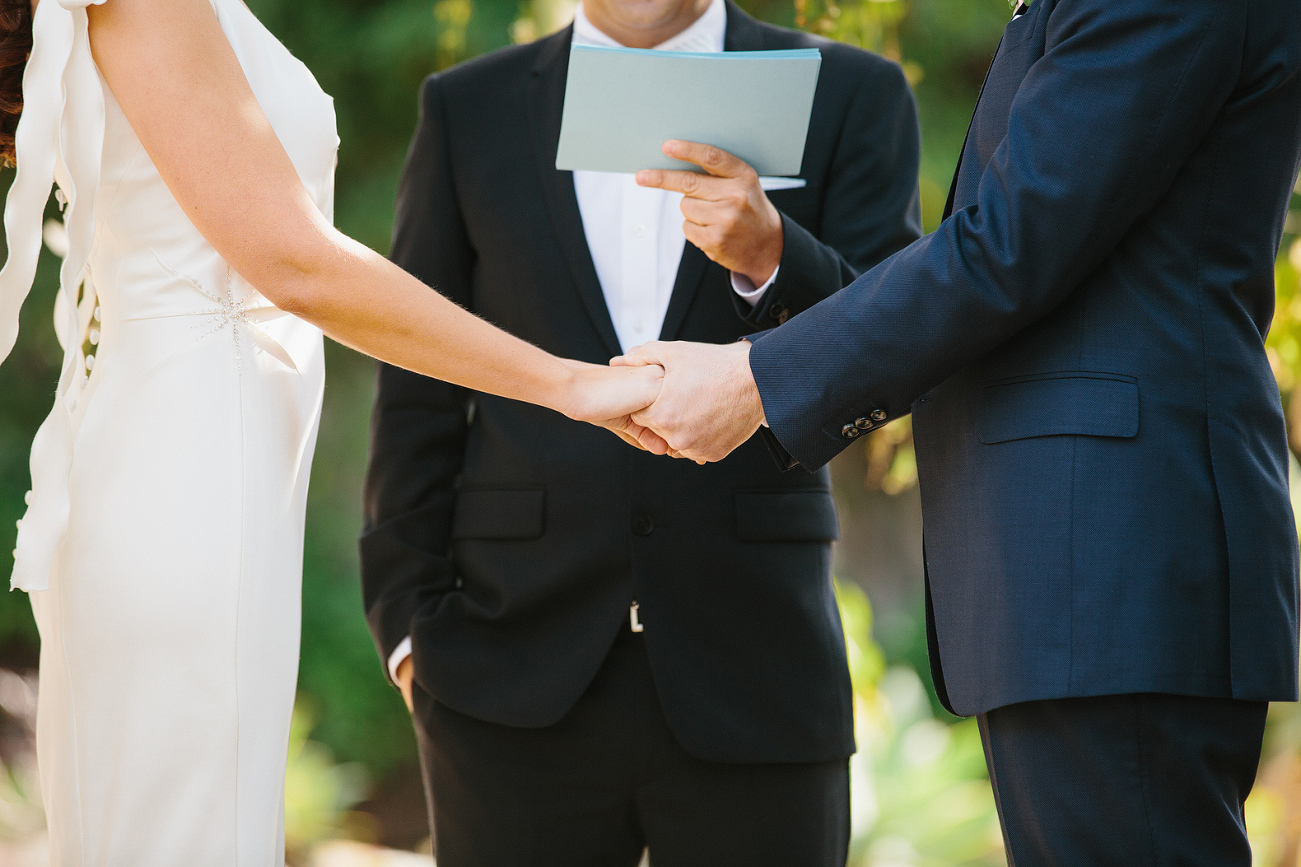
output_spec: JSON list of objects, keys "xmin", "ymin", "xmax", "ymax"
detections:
[{"xmin": 360, "ymin": 0, "xmax": 920, "ymax": 862}]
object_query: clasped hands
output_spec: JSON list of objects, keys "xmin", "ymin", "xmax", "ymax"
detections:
[
  {"xmin": 593, "ymin": 139, "xmax": 779, "ymax": 462},
  {"xmin": 619, "ymin": 339, "xmax": 769, "ymax": 463}
]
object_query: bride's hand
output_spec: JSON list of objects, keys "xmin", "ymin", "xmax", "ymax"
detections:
[{"xmin": 559, "ymin": 361, "xmax": 670, "ymax": 454}]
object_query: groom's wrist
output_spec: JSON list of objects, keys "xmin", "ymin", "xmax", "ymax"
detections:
[{"xmin": 736, "ymin": 340, "xmax": 766, "ymax": 429}]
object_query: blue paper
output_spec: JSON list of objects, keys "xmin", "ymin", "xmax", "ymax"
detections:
[{"xmin": 556, "ymin": 44, "xmax": 822, "ymax": 177}]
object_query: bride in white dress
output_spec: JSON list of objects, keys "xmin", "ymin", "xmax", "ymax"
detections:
[{"xmin": 0, "ymin": 0, "xmax": 665, "ymax": 862}]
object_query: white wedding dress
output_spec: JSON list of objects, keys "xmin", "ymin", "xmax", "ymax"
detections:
[{"xmin": 0, "ymin": 0, "xmax": 338, "ymax": 863}]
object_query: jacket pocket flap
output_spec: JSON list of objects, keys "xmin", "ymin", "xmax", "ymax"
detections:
[
  {"xmin": 452, "ymin": 488, "xmax": 545, "ymax": 540},
  {"xmin": 736, "ymin": 490, "xmax": 839, "ymax": 543},
  {"xmin": 979, "ymin": 373, "xmax": 1139, "ymax": 445}
]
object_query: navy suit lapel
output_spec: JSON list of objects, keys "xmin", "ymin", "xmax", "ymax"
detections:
[
  {"xmin": 528, "ymin": 28, "xmax": 624, "ymax": 358},
  {"xmin": 942, "ymin": 0, "xmax": 1048, "ymax": 219},
  {"xmin": 658, "ymin": 1, "xmax": 767, "ymax": 342}
]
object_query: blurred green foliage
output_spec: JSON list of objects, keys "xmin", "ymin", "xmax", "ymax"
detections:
[
  {"xmin": 283, "ymin": 702, "xmax": 370, "ymax": 862},
  {"xmin": 838, "ymin": 582, "xmax": 1004, "ymax": 865}
]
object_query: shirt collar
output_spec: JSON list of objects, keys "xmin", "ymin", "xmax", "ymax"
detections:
[{"xmin": 572, "ymin": 0, "xmax": 727, "ymax": 53}]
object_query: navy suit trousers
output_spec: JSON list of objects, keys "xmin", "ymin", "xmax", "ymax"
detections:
[{"xmin": 979, "ymin": 694, "xmax": 1267, "ymax": 866}]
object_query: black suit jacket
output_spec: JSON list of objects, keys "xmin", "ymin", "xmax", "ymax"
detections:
[
  {"xmin": 361, "ymin": 3, "xmax": 921, "ymax": 763},
  {"xmin": 751, "ymin": 0, "xmax": 1301, "ymax": 716}
]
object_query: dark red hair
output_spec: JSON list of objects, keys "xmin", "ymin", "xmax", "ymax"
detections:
[{"xmin": 0, "ymin": 0, "xmax": 33, "ymax": 168}]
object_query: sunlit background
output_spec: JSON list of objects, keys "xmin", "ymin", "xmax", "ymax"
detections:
[{"xmin": 1, "ymin": 0, "xmax": 1299, "ymax": 863}]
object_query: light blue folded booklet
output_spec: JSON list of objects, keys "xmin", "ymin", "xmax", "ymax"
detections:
[{"xmin": 556, "ymin": 44, "xmax": 822, "ymax": 177}]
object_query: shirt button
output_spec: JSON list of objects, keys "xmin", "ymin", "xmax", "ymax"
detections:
[
  {"xmin": 632, "ymin": 515, "xmax": 655, "ymax": 536},
  {"xmin": 631, "ymin": 224, "xmax": 647, "ymax": 239},
  {"xmin": 841, "ymin": 424, "xmax": 860, "ymax": 439},
  {"xmin": 24, "ymin": 491, "xmax": 32, "ymax": 506}
]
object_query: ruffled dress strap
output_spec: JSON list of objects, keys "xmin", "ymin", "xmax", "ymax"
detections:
[{"xmin": 1, "ymin": 0, "xmax": 109, "ymax": 592}]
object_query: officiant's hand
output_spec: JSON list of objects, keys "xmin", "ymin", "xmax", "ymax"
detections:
[
  {"xmin": 396, "ymin": 656, "xmax": 414, "ymax": 713},
  {"xmin": 635, "ymin": 141, "xmax": 784, "ymax": 288},
  {"xmin": 613, "ymin": 339, "xmax": 766, "ymax": 463}
]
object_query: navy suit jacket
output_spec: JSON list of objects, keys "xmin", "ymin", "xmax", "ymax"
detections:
[{"xmin": 751, "ymin": 0, "xmax": 1301, "ymax": 715}]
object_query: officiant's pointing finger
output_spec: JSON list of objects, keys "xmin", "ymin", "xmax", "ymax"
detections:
[{"xmin": 635, "ymin": 139, "xmax": 784, "ymax": 288}]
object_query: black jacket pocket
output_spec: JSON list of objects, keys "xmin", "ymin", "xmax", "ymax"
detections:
[{"xmin": 736, "ymin": 489, "xmax": 839, "ymax": 543}]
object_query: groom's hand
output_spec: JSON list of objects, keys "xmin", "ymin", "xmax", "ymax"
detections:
[
  {"xmin": 636, "ymin": 141, "xmax": 783, "ymax": 288},
  {"xmin": 613, "ymin": 340, "xmax": 766, "ymax": 463}
]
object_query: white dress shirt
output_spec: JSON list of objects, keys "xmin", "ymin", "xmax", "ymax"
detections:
[
  {"xmin": 389, "ymin": 0, "xmax": 774, "ymax": 680},
  {"xmin": 570, "ymin": 0, "xmax": 774, "ymax": 352}
]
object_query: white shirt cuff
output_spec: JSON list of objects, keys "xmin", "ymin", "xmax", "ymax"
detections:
[
  {"xmin": 730, "ymin": 265, "xmax": 779, "ymax": 306},
  {"xmin": 388, "ymin": 635, "xmax": 413, "ymax": 683}
]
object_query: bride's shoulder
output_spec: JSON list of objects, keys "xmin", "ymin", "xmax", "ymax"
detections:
[{"xmin": 62, "ymin": 0, "xmax": 221, "ymax": 13}]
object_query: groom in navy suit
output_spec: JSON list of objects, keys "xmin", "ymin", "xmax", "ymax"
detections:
[{"xmin": 624, "ymin": 0, "xmax": 1301, "ymax": 861}]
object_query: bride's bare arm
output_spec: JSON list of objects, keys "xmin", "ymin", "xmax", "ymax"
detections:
[{"xmin": 84, "ymin": 0, "xmax": 664, "ymax": 437}]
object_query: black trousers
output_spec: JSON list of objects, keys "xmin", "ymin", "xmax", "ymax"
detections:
[
  {"xmin": 978, "ymin": 693, "xmax": 1268, "ymax": 866},
  {"xmin": 411, "ymin": 626, "xmax": 850, "ymax": 867}
]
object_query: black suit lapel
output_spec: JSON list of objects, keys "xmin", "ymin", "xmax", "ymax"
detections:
[
  {"xmin": 722, "ymin": 0, "xmax": 767, "ymax": 51},
  {"xmin": 658, "ymin": 1, "xmax": 767, "ymax": 342},
  {"xmin": 657, "ymin": 245, "xmax": 711, "ymax": 341},
  {"xmin": 528, "ymin": 28, "xmax": 624, "ymax": 357}
]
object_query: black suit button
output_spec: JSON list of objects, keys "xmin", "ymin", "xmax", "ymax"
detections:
[
  {"xmin": 769, "ymin": 304, "xmax": 789, "ymax": 324},
  {"xmin": 870, "ymin": 409, "xmax": 888, "ymax": 422},
  {"xmin": 854, "ymin": 417, "xmax": 875, "ymax": 431},
  {"xmin": 841, "ymin": 424, "xmax": 860, "ymax": 439},
  {"xmin": 632, "ymin": 515, "xmax": 655, "ymax": 536}
]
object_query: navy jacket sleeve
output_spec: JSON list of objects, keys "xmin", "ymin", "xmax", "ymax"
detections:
[
  {"xmin": 359, "ymin": 74, "xmax": 472, "ymax": 680},
  {"xmin": 739, "ymin": 57, "xmax": 922, "ymax": 329},
  {"xmin": 749, "ymin": 0, "xmax": 1245, "ymax": 469}
]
